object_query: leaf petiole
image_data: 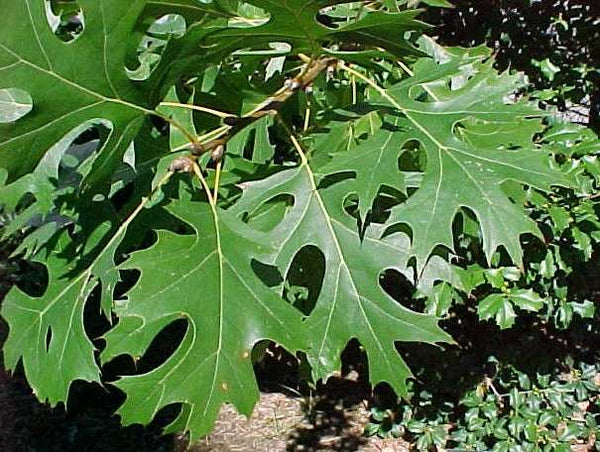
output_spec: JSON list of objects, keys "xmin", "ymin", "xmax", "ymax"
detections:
[
  {"xmin": 213, "ymin": 160, "xmax": 222, "ymax": 203},
  {"xmin": 192, "ymin": 162, "xmax": 215, "ymax": 206},
  {"xmin": 159, "ymin": 102, "xmax": 234, "ymax": 120}
]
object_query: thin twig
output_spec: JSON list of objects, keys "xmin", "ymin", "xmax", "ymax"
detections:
[
  {"xmin": 288, "ymin": 131, "xmax": 309, "ymax": 166},
  {"xmin": 585, "ymin": 191, "xmax": 600, "ymax": 200},
  {"xmin": 171, "ymin": 125, "xmax": 229, "ymax": 154},
  {"xmin": 397, "ymin": 60, "xmax": 414, "ymax": 77},
  {"xmin": 159, "ymin": 102, "xmax": 234, "ymax": 119},
  {"xmin": 303, "ymin": 104, "xmax": 311, "ymax": 132},
  {"xmin": 184, "ymin": 55, "xmax": 337, "ymax": 161},
  {"xmin": 485, "ymin": 377, "xmax": 503, "ymax": 401}
]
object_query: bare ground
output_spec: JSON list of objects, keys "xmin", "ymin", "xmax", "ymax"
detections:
[{"xmin": 191, "ymin": 391, "xmax": 408, "ymax": 452}]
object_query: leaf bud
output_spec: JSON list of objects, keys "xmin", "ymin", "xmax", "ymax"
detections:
[
  {"xmin": 211, "ymin": 144, "xmax": 225, "ymax": 163},
  {"xmin": 169, "ymin": 157, "xmax": 194, "ymax": 173}
]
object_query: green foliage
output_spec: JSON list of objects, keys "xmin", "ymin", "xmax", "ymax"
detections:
[
  {"xmin": 419, "ymin": 120, "xmax": 600, "ymax": 331},
  {"xmin": 366, "ymin": 359, "xmax": 600, "ymax": 451},
  {"xmin": 101, "ymin": 198, "xmax": 308, "ymax": 434},
  {"xmin": 0, "ymin": 0, "xmax": 597, "ymax": 442}
]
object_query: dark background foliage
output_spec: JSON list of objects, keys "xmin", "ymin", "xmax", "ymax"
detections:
[{"xmin": 426, "ymin": 0, "xmax": 600, "ymax": 130}]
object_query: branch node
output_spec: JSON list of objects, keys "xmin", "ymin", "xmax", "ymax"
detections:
[
  {"xmin": 190, "ymin": 142, "xmax": 207, "ymax": 156},
  {"xmin": 284, "ymin": 78, "xmax": 302, "ymax": 91}
]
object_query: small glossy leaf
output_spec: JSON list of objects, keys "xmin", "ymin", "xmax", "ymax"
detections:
[
  {"xmin": 510, "ymin": 289, "xmax": 545, "ymax": 312},
  {"xmin": 479, "ymin": 293, "xmax": 517, "ymax": 329},
  {"xmin": 569, "ymin": 300, "xmax": 595, "ymax": 319}
]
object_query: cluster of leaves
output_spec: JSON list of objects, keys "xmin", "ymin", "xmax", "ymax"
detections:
[
  {"xmin": 366, "ymin": 359, "xmax": 600, "ymax": 451},
  {"xmin": 416, "ymin": 120, "xmax": 600, "ymax": 330},
  {"xmin": 362, "ymin": 12, "xmax": 600, "ymax": 446},
  {"xmin": 0, "ymin": 0, "xmax": 597, "ymax": 442}
]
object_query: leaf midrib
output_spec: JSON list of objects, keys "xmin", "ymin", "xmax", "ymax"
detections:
[{"xmin": 202, "ymin": 201, "xmax": 225, "ymax": 418}]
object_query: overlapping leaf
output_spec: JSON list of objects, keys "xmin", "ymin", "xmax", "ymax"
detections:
[
  {"xmin": 0, "ymin": 224, "xmax": 128, "ymax": 403},
  {"xmin": 231, "ymin": 162, "xmax": 456, "ymax": 397},
  {"xmin": 0, "ymin": 0, "xmax": 223, "ymax": 187},
  {"xmin": 100, "ymin": 195, "xmax": 306, "ymax": 439},
  {"xmin": 2, "ymin": 245, "xmax": 98, "ymax": 405},
  {"xmin": 318, "ymin": 115, "xmax": 409, "ymax": 220},
  {"xmin": 208, "ymin": 2, "xmax": 428, "ymax": 56},
  {"xmin": 150, "ymin": 2, "xmax": 427, "ymax": 90},
  {"xmin": 327, "ymin": 54, "xmax": 572, "ymax": 269}
]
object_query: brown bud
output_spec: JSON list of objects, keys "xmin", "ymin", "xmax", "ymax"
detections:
[
  {"xmin": 169, "ymin": 157, "xmax": 194, "ymax": 173},
  {"xmin": 211, "ymin": 144, "xmax": 225, "ymax": 163}
]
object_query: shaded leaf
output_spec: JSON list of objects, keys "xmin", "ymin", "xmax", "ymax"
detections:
[
  {"xmin": 1, "ymin": 234, "xmax": 99, "ymax": 404},
  {"xmin": 478, "ymin": 293, "xmax": 516, "ymax": 329}
]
